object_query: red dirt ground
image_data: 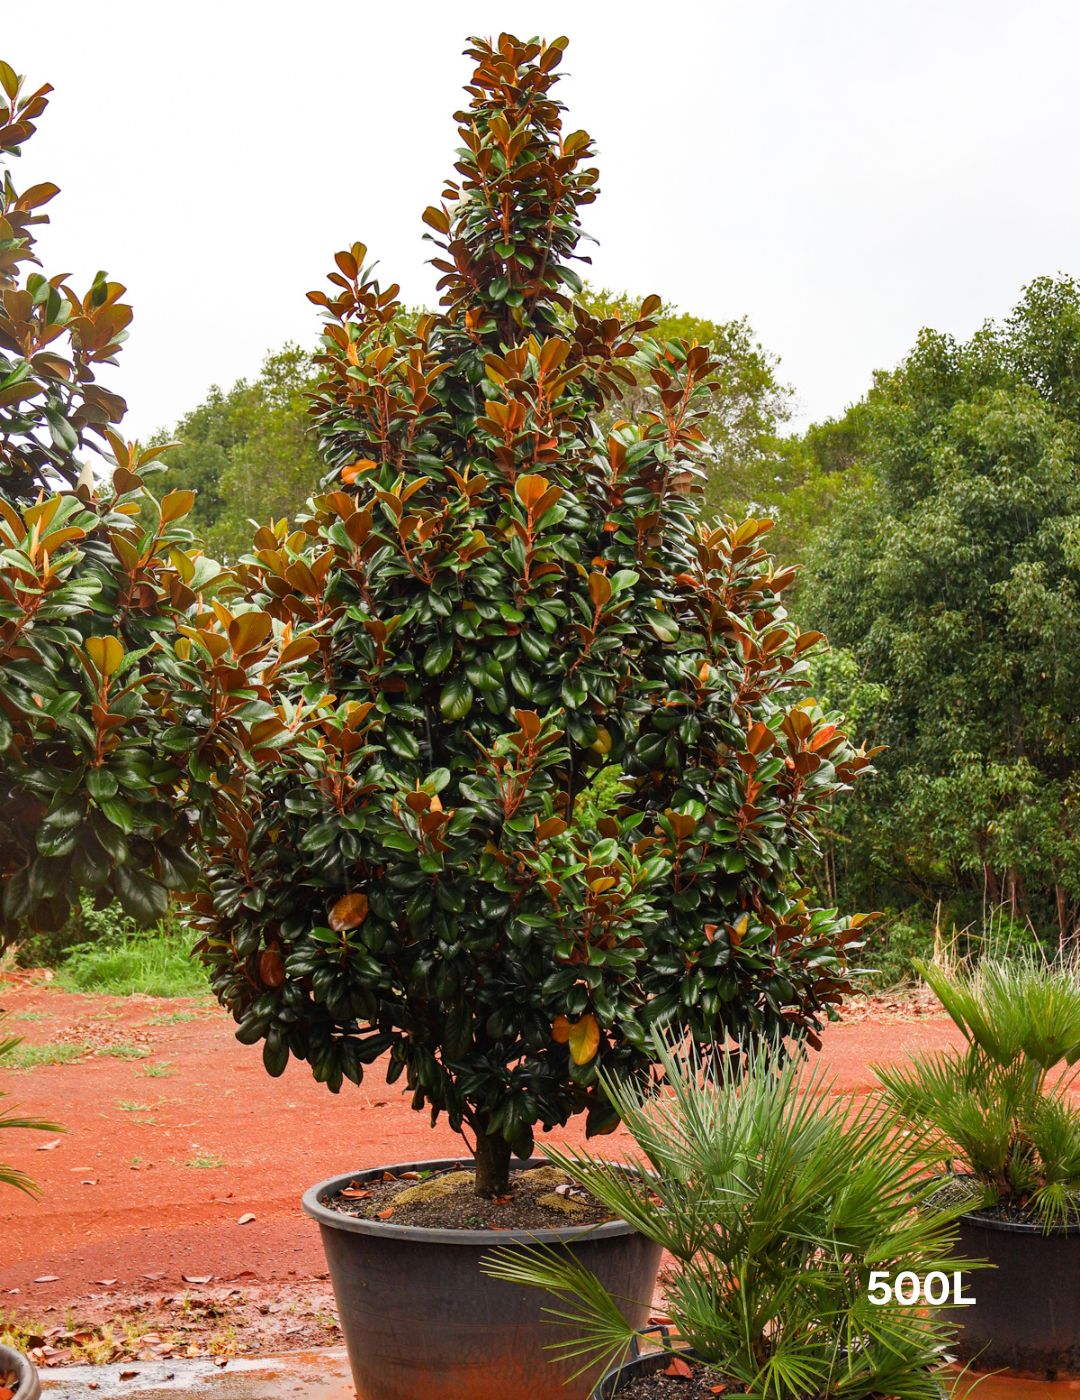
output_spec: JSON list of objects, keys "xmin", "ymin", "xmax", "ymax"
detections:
[{"xmin": 0, "ymin": 971, "xmax": 964, "ymax": 1362}]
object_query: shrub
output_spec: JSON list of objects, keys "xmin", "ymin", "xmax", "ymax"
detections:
[
  {"xmin": 191, "ymin": 32, "xmax": 872, "ymax": 1196},
  {"xmin": 0, "ymin": 61, "xmax": 131, "ymax": 503},
  {"xmin": 859, "ymin": 917, "xmax": 934, "ymax": 990},
  {"xmin": 876, "ymin": 957, "xmax": 1080, "ymax": 1228},
  {"xmin": 0, "ymin": 58, "xmax": 271, "ymax": 949},
  {"xmin": 487, "ymin": 1033, "xmax": 966, "ymax": 1400}
]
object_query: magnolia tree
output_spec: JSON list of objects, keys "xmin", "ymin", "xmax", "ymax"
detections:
[
  {"xmin": 0, "ymin": 60, "xmax": 312, "ymax": 948},
  {"xmin": 188, "ymin": 33, "xmax": 874, "ymax": 1196}
]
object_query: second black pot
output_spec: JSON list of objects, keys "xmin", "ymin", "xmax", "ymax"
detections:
[
  {"xmin": 302, "ymin": 1157, "xmax": 664, "ymax": 1400},
  {"xmin": 944, "ymin": 1207, "xmax": 1080, "ymax": 1376}
]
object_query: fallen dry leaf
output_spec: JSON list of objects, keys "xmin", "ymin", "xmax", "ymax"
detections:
[
  {"xmin": 237, "ymin": 1213, "xmax": 256, "ymax": 1224},
  {"xmin": 34, "ymin": 1275, "xmax": 59, "ymax": 1283},
  {"xmin": 376, "ymin": 1208, "xmax": 393, "ymax": 1219},
  {"xmin": 141, "ymin": 1272, "xmax": 165, "ymax": 1281},
  {"xmin": 666, "ymin": 1356, "xmax": 694, "ymax": 1378},
  {"xmin": 213, "ymin": 1357, "xmax": 228, "ymax": 1368},
  {"xmin": 710, "ymin": 1387, "xmax": 727, "ymax": 1395},
  {"xmin": 93, "ymin": 1278, "xmax": 118, "ymax": 1287},
  {"xmin": 119, "ymin": 1371, "xmax": 138, "ymax": 1380},
  {"xmin": 381, "ymin": 1172, "xmax": 395, "ymax": 1181},
  {"xmin": 36, "ymin": 1139, "xmax": 61, "ymax": 1152},
  {"xmin": 0, "ymin": 1386, "xmax": 13, "ymax": 1400},
  {"xmin": 338, "ymin": 1189, "xmax": 370, "ymax": 1200},
  {"xmin": 181, "ymin": 1274, "xmax": 213, "ymax": 1284}
]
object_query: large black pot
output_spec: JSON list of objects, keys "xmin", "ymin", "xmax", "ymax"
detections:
[
  {"xmin": 945, "ymin": 1207, "xmax": 1080, "ymax": 1376},
  {"xmin": 302, "ymin": 1157, "xmax": 664, "ymax": 1400},
  {"xmin": 0, "ymin": 1345, "xmax": 41, "ymax": 1400}
]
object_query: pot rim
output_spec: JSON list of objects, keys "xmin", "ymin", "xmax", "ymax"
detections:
[
  {"xmin": 301, "ymin": 1155, "xmax": 647, "ymax": 1246},
  {"xmin": 0, "ymin": 1342, "xmax": 38, "ymax": 1400},
  {"xmin": 591, "ymin": 1348, "xmax": 700, "ymax": 1399},
  {"xmin": 935, "ymin": 1171, "xmax": 1080, "ymax": 1237}
]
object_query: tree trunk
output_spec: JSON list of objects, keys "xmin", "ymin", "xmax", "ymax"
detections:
[
  {"xmin": 472, "ymin": 1125, "xmax": 512, "ymax": 1197},
  {"xmin": 1056, "ymin": 883, "xmax": 1070, "ymax": 952}
]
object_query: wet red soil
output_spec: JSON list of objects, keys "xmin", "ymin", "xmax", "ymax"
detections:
[{"xmin": 0, "ymin": 974, "xmax": 964, "ymax": 1317}]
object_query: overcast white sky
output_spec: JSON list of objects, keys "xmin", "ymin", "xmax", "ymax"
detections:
[{"xmin": 7, "ymin": 0, "xmax": 1080, "ymax": 439}]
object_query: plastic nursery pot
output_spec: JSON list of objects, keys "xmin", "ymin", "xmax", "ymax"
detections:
[
  {"xmin": 302, "ymin": 1157, "xmax": 664, "ymax": 1400},
  {"xmin": 591, "ymin": 1348, "xmax": 699, "ymax": 1398},
  {"xmin": 0, "ymin": 1345, "xmax": 41, "ymax": 1400},
  {"xmin": 944, "ymin": 1205, "xmax": 1080, "ymax": 1377}
]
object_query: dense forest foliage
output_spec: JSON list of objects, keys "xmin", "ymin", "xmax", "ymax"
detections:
[
  {"xmin": 154, "ymin": 274, "xmax": 1080, "ymax": 966},
  {"xmin": 803, "ymin": 276, "xmax": 1080, "ymax": 953}
]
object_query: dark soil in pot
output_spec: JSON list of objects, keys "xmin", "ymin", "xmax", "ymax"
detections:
[
  {"xmin": 322, "ymin": 1161, "xmax": 614, "ymax": 1229},
  {"xmin": 930, "ymin": 1174, "xmax": 1080, "ymax": 1228},
  {"xmin": 303, "ymin": 1156, "xmax": 664, "ymax": 1400},
  {"xmin": 592, "ymin": 1352, "xmax": 728, "ymax": 1400}
]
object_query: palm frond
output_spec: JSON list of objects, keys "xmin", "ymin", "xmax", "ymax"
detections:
[
  {"xmin": 883, "ymin": 960, "xmax": 1080, "ymax": 1224},
  {"xmin": 487, "ymin": 1027, "xmax": 968, "ymax": 1400},
  {"xmin": 1, "ymin": 1015, "xmax": 65, "ymax": 1196}
]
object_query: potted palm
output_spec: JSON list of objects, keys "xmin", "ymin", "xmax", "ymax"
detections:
[
  {"xmin": 189, "ymin": 31, "xmax": 874, "ymax": 1400},
  {"xmin": 487, "ymin": 1031, "xmax": 967, "ymax": 1400},
  {"xmin": 875, "ymin": 957, "xmax": 1080, "ymax": 1376},
  {"xmin": 1, "ymin": 1016, "xmax": 61, "ymax": 1400}
]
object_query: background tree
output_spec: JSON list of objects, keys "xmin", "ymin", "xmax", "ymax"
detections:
[
  {"xmin": 150, "ymin": 345, "xmax": 322, "ymax": 559},
  {"xmin": 190, "ymin": 33, "xmax": 871, "ymax": 1198},
  {"xmin": 801, "ymin": 275, "xmax": 1080, "ymax": 945}
]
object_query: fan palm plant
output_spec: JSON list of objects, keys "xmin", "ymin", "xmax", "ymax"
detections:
[
  {"xmin": 1, "ymin": 1015, "xmax": 63, "ymax": 1193},
  {"xmin": 486, "ymin": 1033, "xmax": 967, "ymax": 1400},
  {"xmin": 875, "ymin": 957, "xmax": 1080, "ymax": 1230}
]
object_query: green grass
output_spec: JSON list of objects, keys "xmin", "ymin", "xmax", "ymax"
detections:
[
  {"xmin": 144, "ymin": 1010, "xmax": 199, "ymax": 1025},
  {"xmin": 96, "ymin": 1043, "xmax": 151, "ymax": 1061},
  {"xmin": 137, "ymin": 1061, "xmax": 176, "ymax": 1078},
  {"xmin": 182, "ymin": 1153, "xmax": 223, "ymax": 1169},
  {"xmin": 117, "ymin": 1101, "xmax": 152, "ymax": 1112},
  {"xmin": 5, "ymin": 1041, "xmax": 90, "ymax": 1069},
  {"xmin": 9, "ymin": 1011, "xmax": 46, "ymax": 1022},
  {"xmin": 55, "ymin": 924, "xmax": 209, "ymax": 998}
]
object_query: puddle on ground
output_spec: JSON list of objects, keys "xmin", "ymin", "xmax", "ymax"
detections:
[
  {"xmin": 39, "ymin": 1348, "xmax": 354, "ymax": 1400},
  {"xmin": 36, "ymin": 1350, "xmax": 1080, "ymax": 1400}
]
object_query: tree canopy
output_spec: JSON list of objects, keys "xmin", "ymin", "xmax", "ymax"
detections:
[
  {"xmin": 187, "ymin": 32, "xmax": 869, "ymax": 1195},
  {"xmin": 153, "ymin": 298, "xmax": 793, "ymax": 560}
]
